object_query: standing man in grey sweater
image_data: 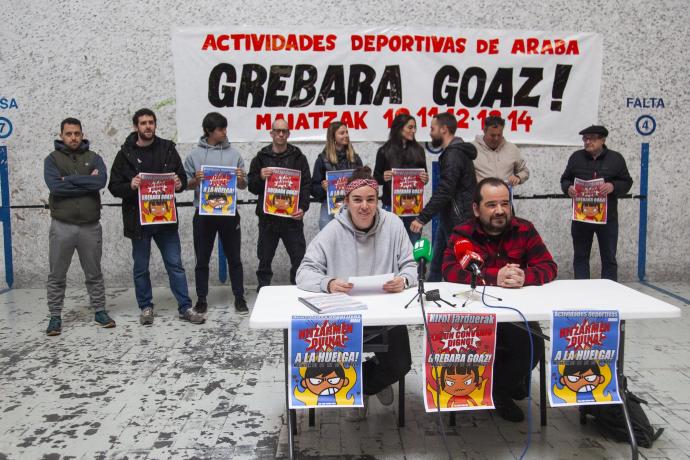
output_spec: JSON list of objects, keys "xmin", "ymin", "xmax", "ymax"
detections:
[
  {"xmin": 184, "ymin": 112, "xmax": 248, "ymax": 313},
  {"xmin": 296, "ymin": 166, "xmax": 417, "ymax": 420},
  {"xmin": 44, "ymin": 118, "xmax": 115, "ymax": 336}
]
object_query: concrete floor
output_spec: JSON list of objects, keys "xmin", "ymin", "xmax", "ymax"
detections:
[{"xmin": 0, "ymin": 281, "xmax": 688, "ymax": 459}]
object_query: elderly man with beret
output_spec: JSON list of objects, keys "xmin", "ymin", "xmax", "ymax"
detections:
[{"xmin": 560, "ymin": 125, "xmax": 633, "ymax": 281}]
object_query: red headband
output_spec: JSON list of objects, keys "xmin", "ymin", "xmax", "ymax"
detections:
[{"xmin": 345, "ymin": 178, "xmax": 379, "ymax": 196}]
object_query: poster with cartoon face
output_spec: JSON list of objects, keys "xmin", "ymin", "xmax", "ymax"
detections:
[
  {"xmin": 326, "ymin": 169, "xmax": 354, "ymax": 215},
  {"xmin": 549, "ymin": 310, "xmax": 621, "ymax": 407},
  {"xmin": 424, "ymin": 312, "xmax": 497, "ymax": 412},
  {"xmin": 264, "ymin": 167, "xmax": 301, "ymax": 217},
  {"xmin": 289, "ymin": 315, "xmax": 363, "ymax": 409},
  {"xmin": 199, "ymin": 165, "xmax": 237, "ymax": 216},
  {"xmin": 572, "ymin": 178, "xmax": 607, "ymax": 224},
  {"xmin": 138, "ymin": 173, "xmax": 177, "ymax": 225},
  {"xmin": 391, "ymin": 168, "xmax": 424, "ymax": 216}
]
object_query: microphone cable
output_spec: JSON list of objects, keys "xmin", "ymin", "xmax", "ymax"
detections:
[{"xmin": 479, "ymin": 284, "xmax": 535, "ymax": 460}]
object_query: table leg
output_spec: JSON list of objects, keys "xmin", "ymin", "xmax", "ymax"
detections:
[
  {"xmin": 308, "ymin": 408, "xmax": 315, "ymax": 427},
  {"xmin": 398, "ymin": 376, "xmax": 405, "ymax": 427},
  {"xmin": 540, "ymin": 351, "xmax": 547, "ymax": 426},
  {"xmin": 283, "ymin": 329, "xmax": 296, "ymax": 459},
  {"xmin": 618, "ymin": 320, "xmax": 639, "ymax": 460}
]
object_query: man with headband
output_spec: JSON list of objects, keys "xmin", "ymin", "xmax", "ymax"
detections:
[{"xmin": 296, "ymin": 166, "xmax": 417, "ymax": 420}]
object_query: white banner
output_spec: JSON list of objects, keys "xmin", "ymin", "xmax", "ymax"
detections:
[{"xmin": 172, "ymin": 27, "xmax": 602, "ymax": 145}]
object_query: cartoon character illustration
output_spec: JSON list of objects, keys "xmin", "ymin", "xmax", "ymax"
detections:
[
  {"xmin": 271, "ymin": 192, "xmax": 294, "ymax": 215},
  {"xmin": 559, "ymin": 362, "xmax": 606, "ymax": 402},
  {"xmin": 201, "ymin": 192, "xmax": 233, "ymax": 214},
  {"xmin": 575, "ymin": 201, "xmax": 606, "ymax": 222},
  {"xmin": 440, "ymin": 364, "xmax": 483, "ymax": 408},
  {"xmin": 299, "ymin": 364, "xmax": 350, "ymax": 405},
  {"xmin": 144, "ymin": 199, "xmax": 172, "ymax": 222},
  {"xmin": 398, "ymin": 193, "xmax": 421, "ymax": 215}
]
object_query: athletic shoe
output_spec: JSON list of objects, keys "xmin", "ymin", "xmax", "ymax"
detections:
[
  {"xmin": 375, "ymin": 385, "xmax": 394, "ymax": 406},
  {"xmin": 46, "ymin": 317, "xmax": 62, "ymax": 336},
  {"xmin": 194, "ymin": 298, "xmax": 208, "ymax": 314},
  {"xmin": 94, "ymin": 311, "xmax": 116, "ymax": 328},
  {"xmin": 139, "ymin": 307, "xmax": 154, "ymax": 326},
  {"xmin": 179, "ymin": 308, "xmax": 206, "ymax": 324},
  {"xmin": 234, "ymin": 296, "xmax": 248, "ymax": 313}
]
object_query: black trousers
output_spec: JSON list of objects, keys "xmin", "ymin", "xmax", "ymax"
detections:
[
  {"xmin": 492, "ymin": 322, "xmax": 545, "ymax": 398},
  {"xmin": 256, "ymin": 220, "xmax": 306, "ymax": 287},
  {"xmin": 193, "ymin": 212, "xmax": 244, "ymax": 298},
  {"xmin": 571, "ymin": 220, "xmax": 619, "ymax": 281},
  {"xmin": 362, "ymin": 325, "xmax": 412, "ymax": 395}
]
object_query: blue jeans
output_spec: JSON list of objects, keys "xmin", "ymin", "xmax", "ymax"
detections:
[
  {"xmin": 132, "ymin": 226, "xmax": 191, "ymax": 313},
  {"xmin": 382, "ymin": 205, "xmax": 421, "ymax": 244},
  {"xmin": 428, "ymin": 223, "xmax": 450, "ymax": 282}
]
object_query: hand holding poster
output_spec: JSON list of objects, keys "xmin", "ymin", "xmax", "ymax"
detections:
[
  {"xmin": 263, "ymin": 167, "xmax": 301, "ymax": 217},
  {"xmin": 289, "ymin": 315, "xmax": 363, "ymax": 409},
  {"xmin": 424, "ymin": 312, "xmax": 497, "ymax": 412},
  {"xmin": 572, "ymin": 178, "xmax": 607, "ymax": 224},
  {"xmin": 138, "ymin": 173, "xmax": 177, "ymax": 225},
  {"xmin": 326, "ymin": 169, "xmax": 354, "ymax": 215},
  {"xmin": 199, "ymin": 165, "xmax": 237, "ymax": 216},
  {"xmin": 549, "ymin": 310, "xmax": 621, "ymax": 407},
  {"xmin": 391, "ymin": 168, "xmax": 424, "ymax": 216}
]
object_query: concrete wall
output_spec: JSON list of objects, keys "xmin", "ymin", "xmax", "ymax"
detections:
[{"xmin": 1, "ymin": 0, "xmax": 688, "ymax": 289}]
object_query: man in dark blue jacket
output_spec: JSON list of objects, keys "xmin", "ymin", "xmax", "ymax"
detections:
[
  {"xmin": 44, "ymin": 118, "xmax": 115, "ymax": 336},
  {"xmin": 561, "ymin": 125, "xmax": 633, "ymax": 281},
  {"xmin": 109, "ymin": 108, "xmax": 204, "ymax": 326}
]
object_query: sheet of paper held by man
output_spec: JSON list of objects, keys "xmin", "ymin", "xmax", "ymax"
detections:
[{"xmin": 347, "ymin": 273, "xmax": 395, "ymax": 295}]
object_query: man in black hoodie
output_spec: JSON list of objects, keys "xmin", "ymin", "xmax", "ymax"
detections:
[
  {"xmin": 44, "ymin": 118, "xmax": 115, "ymax": 336},
  {"xmin": 109, "ymin": 108, "xmax": 204, "ymax": 326},
  {"xmin": 248, "ymin": 119, "xmax": 311, "ymax": 289},
  {"xmin": 410, "ymin": 112, "xmax": 478, "ymax": 281}
]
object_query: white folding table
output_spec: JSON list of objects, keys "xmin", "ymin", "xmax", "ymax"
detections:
[{"xmin": 250, "ymin": 279, "xmax": 682, "ymax": 460}]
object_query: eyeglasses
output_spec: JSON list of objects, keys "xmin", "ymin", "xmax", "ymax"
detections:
[{"xmin": 272, "ymin": 129, "xmax": 289, "ymax": 135}]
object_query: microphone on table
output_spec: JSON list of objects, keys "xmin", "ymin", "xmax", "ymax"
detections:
[
  {"xmin": 412, "ymin": 237, "xmax": 433, "ymax": 280},
  {"xmin": 453, "ymin": 238, "xmax": 484, "ymax": 279}
]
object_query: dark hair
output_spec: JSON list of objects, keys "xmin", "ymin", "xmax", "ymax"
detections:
[
  {"xmin": 381, "ymin": 114, "xmax": 425, "ymax": 167},
  {"xmin": 433, "ymin": 112, "xmax": 457, "ymax": 135},
  {"xmin": 206, "ymin": 193, "xmax": 226, "ymax": 201},
  {"xmin": 202, "ymin": 112, "xmax": 228, "ymax": 137},
  {"xmin": 563, "ymin": 363, "xmax": 602, "ymax": 376},
  {"xmin": 348, "ymin": 165, "xmax": 374, "ymax": 183},
  {"xmin": 484, "ymin": 116, "xmax": 505, "ymax": 129},
  {"xmin": 132, "ymin": 108, "xmax": 157, "ymax": 126},
  {"xmin": 304, "ymin": 364, "xmax": 345, "ymax": 379},
  {"xmin": 473, "ymin": 177, "xmax": 510, "ymax": 205},
  {"xmin": 60, "ymin": 117, "xmax": 82, "ymax": 133},
  {"xmin": 440, "ymin": 365, "xmax": 480, "ymax": 388}
]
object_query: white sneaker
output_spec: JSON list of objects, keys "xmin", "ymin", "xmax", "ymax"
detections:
[
  {"xmin": 375, "ymin": 385, "xmax": 394, "ymax": 406},
  {"xmin": 345, "ymin": 395, "xmax": 369, "ymax": 421}
]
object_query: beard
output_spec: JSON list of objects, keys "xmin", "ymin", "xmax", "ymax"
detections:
[{"xmin": 430, "ymin": 136, "xmax": 443, "ymax": 148}]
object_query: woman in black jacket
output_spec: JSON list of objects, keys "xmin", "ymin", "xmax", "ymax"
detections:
[
  {"xmin": 311, "ymin": 121, "xmax": 363, "ymax": 229},
  {"xmin": 373, "ymin": 113, "xmax": 429, "ymax": 242}
]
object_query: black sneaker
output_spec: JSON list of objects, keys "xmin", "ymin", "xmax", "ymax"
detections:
[
  {"xmin": 510, "ymin": 376, "xmax": 530, "ymax": 401},
  {"xmin": 194, "ymin": 298, "xmax": 208, "ymax": 314},
  {"xmin": 179, "ymin": 308, "xmax": 206, "ymax": 324},
  {"xmin": 46, "ymin": 317, "xmax": 62, "ymax": 336},
  {"xmin": 139, "ymin": 307, "xmax": 154, "ymax": 326},
  {"xmin": 234, "ymin": 296, "xmax": 248, "ymax": 313},
  {"xmin": 494, "ymin": 394, "xmax": 524, "ymax": 422},
  {"xmin": 94, "ymin": 311, "xmax": 116, "ymax": 328}
]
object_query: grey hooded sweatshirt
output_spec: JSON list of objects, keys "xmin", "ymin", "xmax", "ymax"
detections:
[
  {"xmin": 183, "ymin": 137, "xmax": 246, "ymax": 207},
  {"xmin": 296, "ymin": 207, "xmax": 418, "ymax": 293}
]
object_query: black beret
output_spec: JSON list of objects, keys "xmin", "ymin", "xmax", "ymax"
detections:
[{"xmin": 579, "ymin": 125, "xmax": 608, "ymax": 137}]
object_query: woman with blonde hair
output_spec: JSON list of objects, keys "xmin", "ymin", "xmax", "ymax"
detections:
[{"xmin": 311, "ymin": 121, "xmax": 363, "ymax": 229}]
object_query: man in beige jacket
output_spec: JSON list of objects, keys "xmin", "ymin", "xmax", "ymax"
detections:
[{"xmin": 472, "ymin": 116, "xmax": 529, "ymax": 186}]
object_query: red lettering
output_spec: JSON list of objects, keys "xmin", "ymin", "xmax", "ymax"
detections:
[
  {"xmin": 401, "ymin": 35, "xmax": 413, "ymax": 51},
  {"xmin": 376, "ymin": 34, "xmax": 388, "ymax": 51},
  {"xmin": 351, "ymin": 35, "xmax": 363, "ymax": 51},
  {"xmin": 202, "ymin": 34, "xmax": 217, "ymax": 51},
  {"xmin": 526, "ymin": 37, "xmax": 539, "ymax": 54},
  {"xmin": 566, "ymin": 40, "xmax": 579, "ymax": 55},
  {"xmin": 285, "ymin": 34, "xmax": 298, "ymax": 51},
  {"xmin": 354, "ymin": 111, "xmax": 368, "ymax": 128},
  {"xmin": 256, "ymin": 113, "xmax": 271, "ymax": 130}
]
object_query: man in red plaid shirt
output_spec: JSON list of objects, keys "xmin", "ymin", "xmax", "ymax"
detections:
[{"xmin": 442, "ymin": 177, "xmax": 557, "ymax": 422}]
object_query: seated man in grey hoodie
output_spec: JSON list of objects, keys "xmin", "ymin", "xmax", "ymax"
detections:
[{"xmin": 296, "ymin": 166, "xmax": 417, "ymax": 419}]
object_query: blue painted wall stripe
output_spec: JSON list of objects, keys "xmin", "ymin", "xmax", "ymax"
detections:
[
  {"xmin": 0, "ymin": 146, "xmax": 13, "ymax": 288},
  {"xmin": 637, "ymin": 143, "xmax": 649, "ymax": 281}
]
